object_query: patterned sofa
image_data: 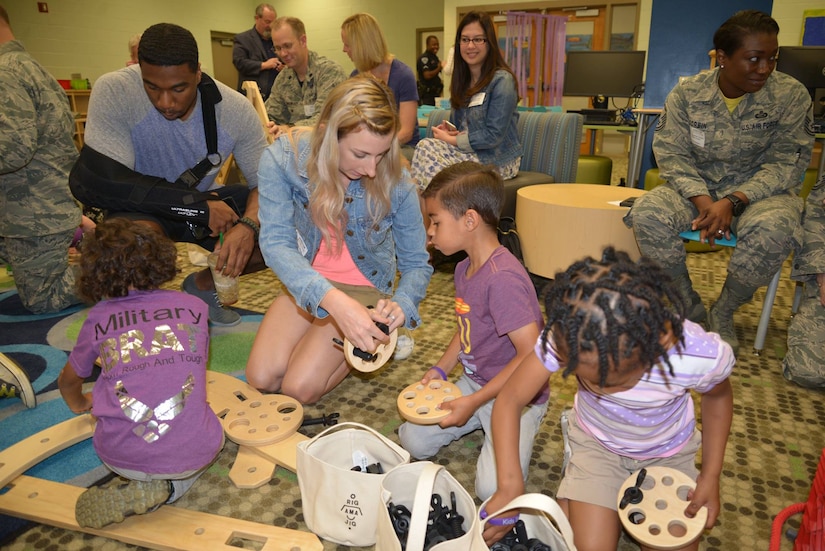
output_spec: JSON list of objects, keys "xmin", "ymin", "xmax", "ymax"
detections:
[{"xmin": 423, "ymin": 109, "xmax": 584, "ymax": 218}]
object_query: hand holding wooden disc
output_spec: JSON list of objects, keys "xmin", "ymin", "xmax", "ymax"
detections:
[
  {"xmin": 344, "ymin": 328, "xmax": 398, "ymax": 373},
  {"xmin": 617, "ymin": 466, "xmax": 707, "ymax": 550},
  {"xmin": 397, "ymin": 379, "xmax": 462, "ymax": 424}
]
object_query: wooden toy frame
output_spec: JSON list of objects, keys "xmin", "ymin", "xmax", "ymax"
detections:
[
  {"xmin": 617, "ymin": 466, "xmax": 707, "ymax": 550},
  {"xmin": 396, "ymin": 379, "xmax": 462, "ymax": 424},
  {"xmin": 0, "ymin": 371, "xmax": 322, "ymax": 550}
]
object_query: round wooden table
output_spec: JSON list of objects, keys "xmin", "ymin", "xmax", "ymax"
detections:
[{"xmin": 516, "ymin": 184, "xmax": 646, "ymax": 279}]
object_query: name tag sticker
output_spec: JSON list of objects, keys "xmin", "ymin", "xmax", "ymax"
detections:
[
  {"xmin": 690, "ymin": 127, "xmax": 705, "ymax": 148},
  {"xmin": 304, "ymin": 104, "xmax": 315, "ymax": 117},
  {"xmin": 296, "ymin": 230, "xmax": 308, "ymax": 256},
  {"xmin": 468, "ymin": 92, "xmax": 486, "ymax": 107}
]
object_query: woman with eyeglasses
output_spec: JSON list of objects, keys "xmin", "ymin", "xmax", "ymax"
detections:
[{"xmin": 410, "ymin": 11, "xmax": 521, "ymax": 192}]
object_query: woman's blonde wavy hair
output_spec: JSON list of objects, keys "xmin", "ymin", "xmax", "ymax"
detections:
[{"xmin": 304, "ymin": 75, "xmax": 401, "ymax": 254}]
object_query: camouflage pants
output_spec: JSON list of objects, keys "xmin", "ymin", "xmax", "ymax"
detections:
[
  {"xmin": 783, "ymin": 279, "xmax": 825, "ymax": 388},
  {"xmin": 0, "ymin": 231, "xmax": 80, "ymax": 313},
  {"xmin": 624, "ymin": 184, "xmax": 803, "ymax": 289}
]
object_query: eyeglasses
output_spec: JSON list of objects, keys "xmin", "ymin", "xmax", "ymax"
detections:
[{"xmin": 460, "ymin": 37, "xmax": 488, "ymax": 45}]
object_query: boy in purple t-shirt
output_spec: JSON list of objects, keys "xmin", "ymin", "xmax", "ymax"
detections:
[
  {"xmin": 398, "ymin": 161, "xmax": 547, "ymax": 500},
  {"xmin": 58, "ymin": 218, "xmax": 224, "ymax": 529}
]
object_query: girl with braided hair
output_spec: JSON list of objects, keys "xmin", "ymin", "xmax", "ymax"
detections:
[{"xmin": 481, "ymin": 247, "xmax": 734, "ymax": 551}]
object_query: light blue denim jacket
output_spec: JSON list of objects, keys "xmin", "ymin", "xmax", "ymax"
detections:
[
  {"xmin": 257, "ymin": 132, "xmax": 433, "ymax": 329},
  {"xmin": 453, "ymin": 69, "xmax": 521, "ymax": 167}
]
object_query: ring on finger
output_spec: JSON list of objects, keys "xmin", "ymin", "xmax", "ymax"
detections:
[{"xmin": 389, "ymin": 314, "xmax": 396, "ymax": 321}]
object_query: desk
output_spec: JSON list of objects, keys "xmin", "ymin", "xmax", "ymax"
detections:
[
  {"xmin": 582, "ymin": 107, "xmax": 660, "ymax": 187},
  {"xmin": 516, "ymin": 184, "xmax": 646, "ymax": 278}
]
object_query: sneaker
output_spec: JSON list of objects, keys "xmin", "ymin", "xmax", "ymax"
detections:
[
  {"xmin": 182, "ymin": 273, "xmax": 241, "ymax": 327},
  {"xmin": 0, "ymin": 353, "xmax": 36, "ymax": 408},
  {"xmin": 394, "ymin": 334, "xmax": 415, "ymax": 361},
  {"xmin": 75, "ymin": 477, "xmax": 171, "ymax": 529}
]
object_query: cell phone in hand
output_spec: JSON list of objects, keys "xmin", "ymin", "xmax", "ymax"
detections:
[{"xmin": 444, "ymin": 120, "xmax": 457, "ymax": 131}]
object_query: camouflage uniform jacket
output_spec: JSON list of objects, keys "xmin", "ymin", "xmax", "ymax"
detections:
[
  {"xmin": 0, "ymin": 40, "xmax": 80, "ymax": 237},
  {"xmin": 654, "ymin": 67, "xmax": 814, "ymax": 204},
  {"xmin": 793, "ymin": 177, "xmax": 825, "ymax": 281},
  {"xmin": 264, "ymin": 50, "xmax": 346, "ymax": 127}
]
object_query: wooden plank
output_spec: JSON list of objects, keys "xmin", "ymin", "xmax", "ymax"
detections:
[
  {"xmin": 0, "ymin": 475, "xmax": 322, "ymax": 551},
  {"xmin": 242, "ymin": 431, "xmax": 307, "ymax": 473},
  {"xmin": 0, "ymin": 414, "xmax": 96, "ymax": 488},
  {"xmin": 242, "ymin": 81, "xmax": 274, "ymax": 144},
  {"xmin": 228, "ymin": 445, "xmax": 277, "ymax": 489}
]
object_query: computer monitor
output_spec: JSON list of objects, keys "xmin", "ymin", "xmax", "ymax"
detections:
[
  {"xmin": 563, "ymin": 50, "xmax": 646, "ymax": 103},
  {"xmin": 776, "ymin": 46, "xmax": 825, "ymax": 117}
]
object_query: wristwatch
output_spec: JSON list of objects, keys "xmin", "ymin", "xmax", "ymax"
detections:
[{"xmin": 724, "ymin": 194, "xmax": 747, "ymax": 217}]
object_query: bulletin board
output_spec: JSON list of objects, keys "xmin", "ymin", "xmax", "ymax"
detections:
[{"xmin": 802, "ymin": 9, "xmax": 825, "ymax": 46}]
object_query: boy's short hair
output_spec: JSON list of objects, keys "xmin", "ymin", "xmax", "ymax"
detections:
[{"xmin": 422, "ymin": 161, "xmax": 504, "ymax": 227}]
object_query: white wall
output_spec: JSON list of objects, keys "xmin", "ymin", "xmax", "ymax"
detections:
[
  {"xmin": 4, "ymin": 0, "xmax": 442, "ymax": 84},
  {"xmin": 3, "ymin": 0, "xmax": 819, "ymax": 87}
]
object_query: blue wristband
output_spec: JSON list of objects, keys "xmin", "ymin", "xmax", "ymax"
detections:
[
  {"xmin": 431, "ymin": 366, "xmax": 448, "ymax": 380},
  {"xmin": 479, "ymin": 507, "xmax": 519, "ymax": 526}
]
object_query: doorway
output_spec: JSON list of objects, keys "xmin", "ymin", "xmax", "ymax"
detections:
[{"xmin": 211, "ymin": 31, "xmax": 238, "ymax": 91}]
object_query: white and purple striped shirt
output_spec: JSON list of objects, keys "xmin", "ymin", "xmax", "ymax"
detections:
[{"xmin": 537, "ymin": 320, "xmax": 734, "ymax": 459}]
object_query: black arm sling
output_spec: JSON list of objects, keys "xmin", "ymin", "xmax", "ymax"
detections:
[{"xmin": 69, "ymin": 74, "xmax": 244, "ymax": 229}]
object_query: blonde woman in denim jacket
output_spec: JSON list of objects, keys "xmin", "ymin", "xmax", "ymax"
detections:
[
  {"xmin": 410, "ymin": 11, "xmax": 521, "ymax": 191},
  {"xmin": 246, "ymin": 76, "xmax": 432, "ymax": 404}
]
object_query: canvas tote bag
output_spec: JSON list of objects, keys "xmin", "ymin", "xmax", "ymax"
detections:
[
  {"xmin": 296, "ymin": 422, "xmax": 410, "ymax": 546},
  {"xmin": 375, "ymin": 461, "xmax": 477, "ymax": 551},
  {"xmin": 472, "ymin": 493, "xmax": 577, "ymax": 550}
]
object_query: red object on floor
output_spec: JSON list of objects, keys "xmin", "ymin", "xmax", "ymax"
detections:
[{"xmin": 780, "ymin": 448, "xmax": 825, "ymax": 551}]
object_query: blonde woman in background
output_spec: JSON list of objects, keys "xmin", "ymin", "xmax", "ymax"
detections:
[{"xmin": 341, "ymin": 13, "xmax": 420, "ymax": 160}]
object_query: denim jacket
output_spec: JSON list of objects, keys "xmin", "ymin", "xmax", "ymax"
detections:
[
  {"xmin": 257, "ymin": 132, "xmax": 433, "ymax": 328},
  {"xmin": 453, "ymin": 69, "xmax": 521, "ymax": 167}
]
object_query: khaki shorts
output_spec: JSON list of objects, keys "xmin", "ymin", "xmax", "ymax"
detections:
[
  {"xmin": 557, "ymin": 411, "xmax": 701, "ymax": 510},
  {"xmin": 329, "ymin": 281, "xmax": 386, "ymax": 309}
]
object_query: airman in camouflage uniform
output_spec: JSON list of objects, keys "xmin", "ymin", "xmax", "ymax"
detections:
[
  {"xmin": 624, "ymin": 10, "xmax": 814, "ymax": 354},
  {"xmin": 0, "ymin": 8, "xmax": 82, "ymax": 313},
  {"xmin": 264, "ymin": 18, "xmax": 346, "ymax": 131},
  {"xmin": 784, "ymin": 175, "xmax": 825, "ymax": 388}
]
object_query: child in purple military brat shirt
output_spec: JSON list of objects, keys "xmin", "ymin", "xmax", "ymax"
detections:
[{"xmin": 58, "ymin": 218, "xmax": 223, "ymax": 529}]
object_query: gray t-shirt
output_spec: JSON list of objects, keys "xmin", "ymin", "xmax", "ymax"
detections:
[{"xmin": 85, "ymin": 65, "xmax": 266, "ymax": 192}]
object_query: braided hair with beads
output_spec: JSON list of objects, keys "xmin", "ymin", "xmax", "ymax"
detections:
[{"xmin": 540, "ymin": 247, "xmax": 686, "ymax": 387}]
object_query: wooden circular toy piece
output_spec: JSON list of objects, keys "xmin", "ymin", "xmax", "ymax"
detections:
[
  {"xmin": 617, "ymin": 466, "xmax": 708, "ymax": 550},
  {"xmin": 344, "ymin": 328, "xmax": 398, "ymax": 373},
  {"xmin": 206, "ymin": 371, "xmax": 304, "ymax": 447},
  {"xmin": 397, "ymin": 379, "xmax": 462, "ymax": 424}
]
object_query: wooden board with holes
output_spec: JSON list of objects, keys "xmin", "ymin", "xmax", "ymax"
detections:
[
  {"xmin": 206, "ymin": 370, "xmax": 306, "ymax": 485},
  {"xmin": 0, "ymin": 475, "xmax": 321, "ymax": 551},
  {"xmin": 617, "ymin": 466, "xmax": 707, "ymax": 550}
]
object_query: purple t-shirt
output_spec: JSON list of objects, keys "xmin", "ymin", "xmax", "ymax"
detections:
[
  {"xmin": 536, "ymin": 319, "xmax": 734, "ymax": 459},
  {"xmin": 70, "ymin": 289, "xmax": 223, "ymax": 474},
  {"xmin": 455, "ymin": 246, "xmax": 548, "ymax": 404},
  {"xmin": 350, "ymin": 58, "xmax": 420, "ymax": 147}
]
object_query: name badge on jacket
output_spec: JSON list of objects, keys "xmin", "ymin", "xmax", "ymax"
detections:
[
  {"xmin": 304, "ymin": 104, "xmax": 315, "ymax": 117},
  {"xmin": 468, "ymin": 92, "xmax": 486, "ymax": 107}
]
